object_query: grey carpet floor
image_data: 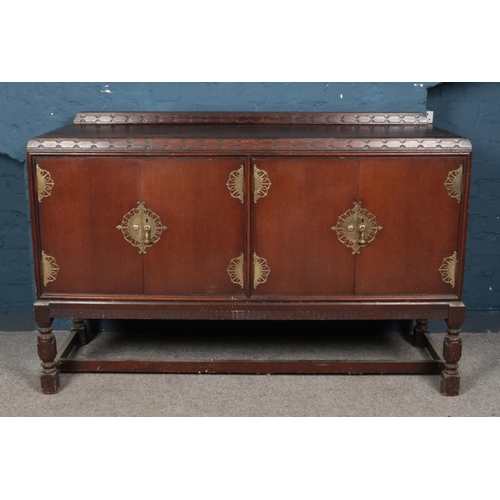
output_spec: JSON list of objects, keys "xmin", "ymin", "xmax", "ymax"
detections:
[{"xmin": 1, "ymin": 324, "xmax": 499, "ymax": 416}]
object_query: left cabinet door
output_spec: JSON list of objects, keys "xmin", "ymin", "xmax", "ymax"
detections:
[{"xmin": 35, "ymin": 156, "xmax": 144, "ymax": 295}]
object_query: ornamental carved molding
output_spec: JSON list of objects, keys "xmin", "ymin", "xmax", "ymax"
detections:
[
  {"xmin": 73, "ymin": 112, "xmax": 429, "ymax": 125},
  {"xmin": 28, "ymin": 137, "xmax": 472, "ymax": 153}
]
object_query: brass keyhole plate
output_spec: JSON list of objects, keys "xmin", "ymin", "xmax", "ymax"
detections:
[
  {"xmin": 117, "ymin": 202, "xmax": 167, "ymax": 254},
  {"xmin": 331, "ymin": 202, "xmax": 382, "ymax": 254}
]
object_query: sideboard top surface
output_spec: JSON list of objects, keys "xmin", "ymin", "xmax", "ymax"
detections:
[{"xmin": 27, "ymin": 112, "xmax": 472, "ymax": 153}]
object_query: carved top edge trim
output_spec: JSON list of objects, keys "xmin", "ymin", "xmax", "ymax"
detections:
[
  {"xmin": 27, "ymin": 137, "xmax": 473, "ymax": 152},
  {"xmin": 73, "ymin": 112, "xmax": 429, "ymax": 125}
]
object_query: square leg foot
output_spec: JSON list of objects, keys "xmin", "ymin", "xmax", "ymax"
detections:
[
  {"xmin": 440, "ymin": 372, "xmax": 460, "ymax": 396},
  {"xmin": 41, "ymin": 372, "xmax": 60, "ymax": 394}
]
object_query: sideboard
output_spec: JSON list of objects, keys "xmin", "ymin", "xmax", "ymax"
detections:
[{"xmin": 27, "ymin": 112, "xmax": 471, "ymax": 395}]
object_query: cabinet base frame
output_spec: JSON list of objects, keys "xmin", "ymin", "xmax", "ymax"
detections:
[
  {"xmin": 35, "ymin": 300, "xmax": 464, "ymax": 396},
  {"xmin": 57, "ymin": 353, "xmax": 444, "ymax": 376},
  {"xmin": 55, "ymin": 329, "xmax": 444, "ymax": 375}
]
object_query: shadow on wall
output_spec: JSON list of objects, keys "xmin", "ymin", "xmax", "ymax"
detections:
[{"xmin": 428, "ymin": 83, "xmax": 500, "ymax": 316}]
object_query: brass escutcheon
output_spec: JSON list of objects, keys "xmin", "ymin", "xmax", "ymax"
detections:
[
  {"xmin": 332, "ymin": 202, "xmax": 382, "ymax": 254},
  {"xmin": 117, "ymin": 202, "xmax": 167, "ymax": 254}
]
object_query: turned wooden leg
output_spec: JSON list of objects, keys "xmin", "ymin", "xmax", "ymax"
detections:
[
  {"xmin": 413, "ymin": 319, "xmax": 429, "ymax": 348},
  {"xmin": 441, "ymin": 304, "xmax": 465, "ymax": 396},
  {"xmin": 72, "ymin": 318, "xmax": 88, "ymax": 346},
  {"xmin": 34, "ymin": 303, "xmax": 59, "ymax": 394}
]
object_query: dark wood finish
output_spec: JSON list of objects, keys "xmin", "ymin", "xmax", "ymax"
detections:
[
  {"xmin": 54, "ymin": 329, "xmax": 80, "ymax": 362},
  {"xmin": 28, "ymin": 111, "xmax": 472, "ymax": 154},
  {"xmin": 455, "ymin": 155, "xmax": 473, "ymax": 297},
  {"xmin": 57, "ymin": 358, "xmax": 443, "ymax": 375},
  {"xmin": 27, "ymin": 112, "xmax": 473, "ymax": 395},
  {"xmin": 36, "ymin": 157, "xmax": 143, "ymax": 295},
  {"xmin": 28, "ymin": 134, "xmax": 471, "ymax": 154},
  {"xmin": 71, "ymin": 318, "xmax": 88, "ymax": 346},
  {"xmin": 413, "ymin": 319, "xmax": 430, "ymax": 348},
  {"xmin": 421, "ymin": 330, "xmax": 445, "ymax": 362},
  {"xmin": 46, "ymin": 300, "xmax": 453, "ymax": 320},
  {"xmin": 356, "ymin": 157, "xmax": 462, "ymax": 295},
  {"xmin": 252, "ymin": 157, "xmax": 358, "ymax": 296},
  {"xmin": 141, "ymin": 157, "xmax": 245, "ymax": 296},
  {"xmin": 34, "ymin": 302, "xmax": 59, "ymax": 394},
  {"xmin": 441, "ymin": 303, "xmax": 465, "ymax": 396}
]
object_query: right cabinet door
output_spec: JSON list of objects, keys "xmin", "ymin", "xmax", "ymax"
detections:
[
  {"xmin": 251, "ymin": 157, "xmax": 358, "ymax": 296},
  {"xmin": 354, "ymin": 157, "xmax": 464, "ymax": 296}
]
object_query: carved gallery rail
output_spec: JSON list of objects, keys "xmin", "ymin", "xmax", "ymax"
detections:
[{"xmin": 27, "ymin": 112, "xmax": 471, "ymax": 395}]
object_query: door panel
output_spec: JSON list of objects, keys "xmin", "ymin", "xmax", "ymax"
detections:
[
  {"xmin": 252, "ymin": 157, "xmax": 358, "ymax": 296},
  {"xmin": 36, "ymin": 156, "xmax": 143, "ymax": 294},
  {"xmin": 142, "ymin": 157, "xmax": 246, "ymax": 296},
  {"xmin": 355, "ymin": 157, "xmax": 462, "ymax": 295}
]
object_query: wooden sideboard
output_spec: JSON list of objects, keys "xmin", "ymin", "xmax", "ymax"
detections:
[{"xmin": 27, "ymin": 112, "xmax": 471, "ymax": 395}]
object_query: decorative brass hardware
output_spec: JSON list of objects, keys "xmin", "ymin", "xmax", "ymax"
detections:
[
  {"xmin": 226, "ymin": 166, "xmax": 244, "ymax": 203},
  {"xmin": 253, "ymin": 166, "xmax": 271, "ymax": 203},
  {"xmin": 445, "ymin": 165, "xmax": 463, "ymax": 202},
  {"xmin": 331, "ymin": 202, "xmax": 382, "ymax": 254},
  {"xmin": 144, "ymin": 224, "xmax": 151, "ymax": 245},
  {"xmin": 41, "ymin": 251, "xmax": 59, "ymax": 286},
  {"xmin": 227, "ymin": 253, "xmax": 245, "ymax": 288},
  {"xmin": 117, "ymin": 202, "xmax": 167, "ymax": 254},
  {"xmin": 253, "ymin": 253, "xmax": 271, "ymax": 289},
  {"xmin": 439, "ymin": 251, "xmax": 457, "ymax": 287},
  {"xmin": 36, "ymin": 165, "xmax": 54, "ymax": 202}
]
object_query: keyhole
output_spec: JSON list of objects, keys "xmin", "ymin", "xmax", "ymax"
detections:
[{"xmin": 146, "ymin": 218, "xmax": 149, "ymax": 223}]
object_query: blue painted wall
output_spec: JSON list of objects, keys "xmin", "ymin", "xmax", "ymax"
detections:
[
  {"xmin": 0, "ymin": 153, "xmax": 33, "ymax": 314},
  {"xmin": 428, "ymin": 83, "xmax": 500, "ymax": 316},
  {"xmin": 2, "ymin": 82, "xmax": 497, "ymax": 323}
]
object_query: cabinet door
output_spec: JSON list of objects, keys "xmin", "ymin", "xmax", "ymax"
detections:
[
  {"xmin": 141, "ymin": 157, "xmax": 246, "ymax": 296},
  {"xmin": 355, "ymin": 157, "xmax": 463, "ymax": 295},
  {"xmin": 36, "ymin": 156, "xmax": 143, "ymax": 295},
  {"xmin": 252, "ymin": 157, "xmax": 358, "ymax": 296}
]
